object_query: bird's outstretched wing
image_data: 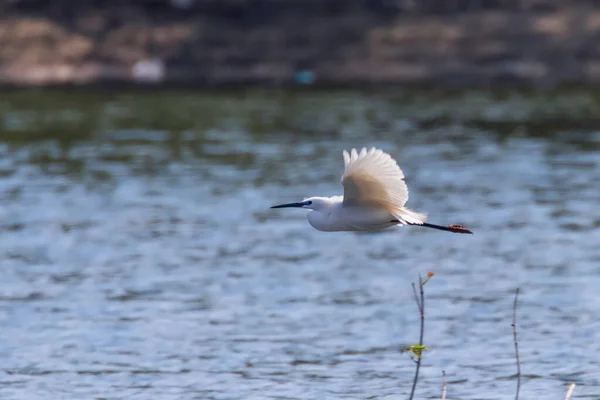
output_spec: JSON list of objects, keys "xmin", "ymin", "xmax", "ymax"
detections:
[{"xmin": 341, "ymin": 147, "xmax": 409, "ymax": 210}]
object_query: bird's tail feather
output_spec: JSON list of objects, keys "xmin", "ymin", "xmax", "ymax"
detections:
[{"xmin": 396, "ymin": 207, "xmax": 427, "ymax": 225}]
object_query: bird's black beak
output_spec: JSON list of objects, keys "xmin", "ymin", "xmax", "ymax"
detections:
[{"xmin": 270, "ymin": 202, "xmax": 305, "ymax": 209}]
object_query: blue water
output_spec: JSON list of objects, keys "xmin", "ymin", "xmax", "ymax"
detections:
[{"xmin": 0, "ymin": 91, "xmax": 598, "ymax": 399}]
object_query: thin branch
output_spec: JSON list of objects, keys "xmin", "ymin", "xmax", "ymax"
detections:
[
  {"xmin": 441, "ymin": 370, "xmax": 447, "ymax": 400},
  {"xmin": 411, "ymin": 282, "xmax": 421, "ymax": 312},
  {"xmin": 418, "ymin": 275, "xmax": 425, "ymax": 352},
  {"xmin": 408, "ymin": 273, "xmax": 430, "ymax": 400},
  {"xmin": 512, "ymin": 288, "xmax": 521, "ymax": 400},
  {"xmin": 564, "ymin": 383, "xmax": 576, "ymax": 400}
]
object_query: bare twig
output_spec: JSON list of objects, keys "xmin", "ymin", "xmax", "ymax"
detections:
[
  {"xmin": 512, "ymin": 288, "xmax": 521, "ymax": 400},
  {"xmin": 408, "ymin": 272, "xmax": 433, "ymax": 400},
  {"xmin": 564, "ymin": 383, "xmax": 576, "ymax": 400},
  {"xmin": 441, "ymin": 370, "xmax": 447, "ymax": 400},
  {"xmin": 411, "ymin": 280, "xmax": 422, "ymax": 313}
]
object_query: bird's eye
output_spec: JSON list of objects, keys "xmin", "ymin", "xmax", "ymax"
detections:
[{"xmin": 306, "ymin": 201, "xmax": 312, "ymax": 205}]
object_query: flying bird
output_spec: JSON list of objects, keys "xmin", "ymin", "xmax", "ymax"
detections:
[{"xmin": 271, "ymin": 147, "xmax": 472, "ymax": 234}]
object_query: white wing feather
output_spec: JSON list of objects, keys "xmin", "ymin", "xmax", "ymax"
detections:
[{"xmin": 341, "ymin": 147, "xmax": 426, "ymax": 225}]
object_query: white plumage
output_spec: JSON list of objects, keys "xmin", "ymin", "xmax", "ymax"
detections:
[
  {"xmin": 271, "ymin": 147, "xmax": 472, "ymax": 234},
  {"xmin": 341, "ymin": 147, "xmax": 426, "ymax": 226}
]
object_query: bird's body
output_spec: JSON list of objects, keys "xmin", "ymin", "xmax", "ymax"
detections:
[
  {"xmin": 271, "ymin": 147, "xmax": 472, "ymax": 234},
  {"xmin": 305, "ymin": 197, "xmax": 392, "ymax": 232}
]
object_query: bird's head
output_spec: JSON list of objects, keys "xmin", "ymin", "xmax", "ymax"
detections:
[{"xmin": 270, "ymin": 196, "xmax": 330, "ymax": 211}]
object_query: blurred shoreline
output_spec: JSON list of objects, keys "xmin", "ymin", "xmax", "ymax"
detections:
[{"xmin": 2, "ymin": 1, "xmax": 600, "ymax": 89}]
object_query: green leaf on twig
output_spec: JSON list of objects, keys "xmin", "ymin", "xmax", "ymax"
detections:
[{"xmin": 401, "ymin": 344, "xmax": 429, "ymax": 360}]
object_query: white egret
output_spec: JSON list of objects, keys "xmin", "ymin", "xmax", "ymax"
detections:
[{"xmin": 271, "ymin": 147, "xmax": 472, "ymax": 234}]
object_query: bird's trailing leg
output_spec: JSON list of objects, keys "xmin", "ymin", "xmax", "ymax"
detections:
[
  {"xmin": 392, "ymin": 220, "xmax": 473, "ymax": 234},
  {"xmin": 420, "ymin": 222, "xmax": 473, "ymax": 234}
]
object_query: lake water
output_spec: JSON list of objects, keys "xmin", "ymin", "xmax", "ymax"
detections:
[{"xmin": 0, "ymin": 89, "xmax": 599, "ymax": 399}]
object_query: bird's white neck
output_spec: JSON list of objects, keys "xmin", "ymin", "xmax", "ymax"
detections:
[{"xmin": 305, "ymin": 197, "xmax": 346, "ymax": 232}]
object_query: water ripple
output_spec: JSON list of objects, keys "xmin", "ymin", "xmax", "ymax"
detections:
[{"xmin": 0, "ymin": 92, "xmax": 599, "ymax": 399}]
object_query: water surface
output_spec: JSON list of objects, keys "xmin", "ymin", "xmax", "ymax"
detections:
[{"xmin": 0, "ymin": 89, "xmax": 599, "ymax": 399}]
